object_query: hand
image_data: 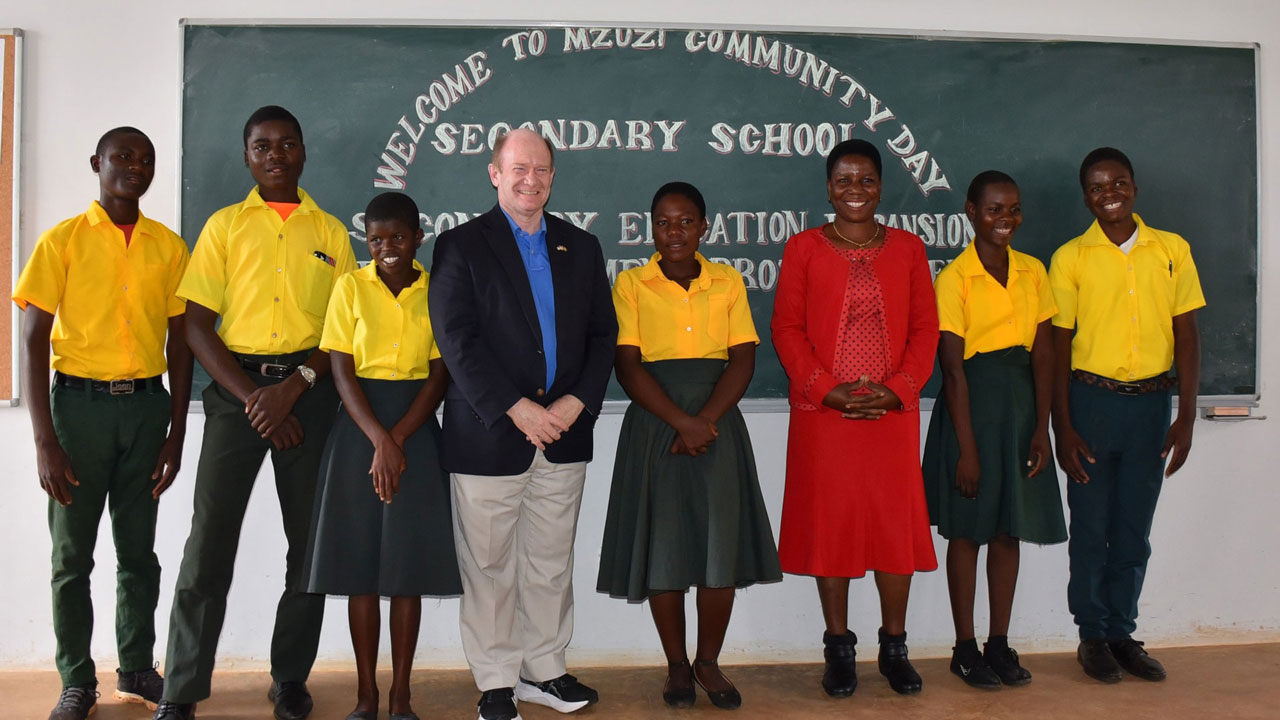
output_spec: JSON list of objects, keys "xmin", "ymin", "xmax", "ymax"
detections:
[
  {"xmin": 244, "ymin": 379, "xmax": 305, "ymax": 438},
  {"xmin": 267, "ymin": 414, "xmax": 305, "ymax": 451},
  {"xmin": 547, "ymin": 394, "xmax": 585, "ymax": 430},
  {"xmin": 1161, "ymin": 416, "xmax": 1194, "ymax": 477},
  {"xmin": 671, "ymin": 415, "xmax": 717, "ymax": 456},
  {"xmin": 36, "ymin": 437, "xmax": 78, "ymax": 506},
  {"xmin": 507, "ymin": 397, "xmax": 570, "ymax": 450},
  {"xmin": 1055, "ymin": 426, "xmax": 1095, "ymax": 483},
  {"xmin": 843, "ymin": 377, "xmax": 902, "ymax": 414},
  {"xmin": 954, "ymin": 452, "xmax": 980, "ymax": 498},
  {"xmin": 370, "ymin": 433, "xmax": 407, "ymax": 503},
  {"xmin": 1026, "ymin": 429, "xmax": 1051, "ymax": 478},
  {"xmin": 151, "ymin": 433, "xmax": 184, "ymax": 498}
]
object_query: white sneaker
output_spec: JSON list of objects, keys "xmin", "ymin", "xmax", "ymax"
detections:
[{"xmin": 513, "ymin": 674, "xmax": 598, "ymax": 713}]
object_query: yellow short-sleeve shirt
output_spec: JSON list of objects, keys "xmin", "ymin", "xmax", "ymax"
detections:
[
  {"xmin": 1049, "ymin": 214, "xmax": 1206, "ymax": 381},
  {"xmin": 177, "ymin": 186, "xmax": 357, "ymax": 355},
  {"xmin": 320, "ymin": 261, "xmax": 441, "ymax": 380},
  {"xmin": 614, "ymin": 252, "xmax": 759, "ymax": 362},
  {"xmin": 934, "ymin": 243, "xmax": 1056, "ymax": 359},
  {"xmin": 12, "ymin": 202, "xmax": 189, "ymax": 380}
]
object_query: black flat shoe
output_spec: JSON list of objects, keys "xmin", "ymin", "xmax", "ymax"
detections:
[
  {"xmin": 693, "ymin": 659, "xmax": 742, "ymax": 710},
  {"xmin": 345, "ymin": 712, "xmax": 377, "ymax": 720},
  {"xmin": 1109, "ymin": 638, "xmax": 1166, "ymax": 681},
  {"xmin": 821, "ymin": 630, "xmax": 858, "ymax": 697},
  {"xmin": 663, "ymin": 659, "xmax": 696, "ymax": 708},
  {"xmin": 1077, "ymin": 638, "xmax": 1123, "ymax": 683},
  {"xmin": 950, "ymin": 639, "xmax": 1001, "ymax": 690},
  {"xmin": 268, "ymin": 681, "xmax": 314, "ymax": 720},
  {"xmin": 984, "ymin": 637, "xmax": 1032, "ymax": 686},
  {"xmin": 878, "ymin": 628, "xmax": 923, "ymax": 695}
]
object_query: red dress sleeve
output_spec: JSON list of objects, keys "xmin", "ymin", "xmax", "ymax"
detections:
[
  {"xmin": 883, "ymin": 237, "xmax": 940, "ymax": 411},
  {"xmin": 771, "ymin": 231, "xmax": 841, "ymax": 408}
]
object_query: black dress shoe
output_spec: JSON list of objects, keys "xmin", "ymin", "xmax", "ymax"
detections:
[
  {"xmin": 663, "ymin": 659, "xmax": 696, "ymax": 707},
  {"xmin": 878, "ymin": 628, "xmax": 923, "ymax": 694},
  {"xmin": 268, "ymin": 681, "xmax": 314, "ymax": 720},
  {"xmin": 1109, "ymin": 638, "xmax": 1167, "ymax": 681},
  {"xmin": 152, "ymin": 700, "xmax": 196, "ymax": 720},
  {"xmin": 693, "ymin": 659, "xmax": 742, "ymax": 710},
  {"xmin": 984, "ymin": 637, "xmax": 1032, "ymax": 686},
  {"xmin": 1077, "ymin": 638, "xmax": 1123, "ymax": 683},
  {"xmin": 950, "ymin": 639, "xmax": 1001, "ymax": 690},
  {"xmin": 821, "ymin": 630, "xmax": 858, "ymax": 697}
]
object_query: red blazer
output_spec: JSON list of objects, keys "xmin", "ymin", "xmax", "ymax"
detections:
[{"xmin": 771, "ymin": 226, "xmax": 939, "ymax": 412}]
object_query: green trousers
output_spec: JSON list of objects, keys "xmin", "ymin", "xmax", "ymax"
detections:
[
  {"xmin": 48, "ymin": 382, "xmax": 171, "ymax": 687},
  {"xmin": 162, "ymin": 359, "xmax": 337, "ymax": 703}
]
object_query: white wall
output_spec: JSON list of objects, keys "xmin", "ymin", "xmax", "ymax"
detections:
[{"xmin": 1, "ymin": 0, "xmax": 1277, "ymax": 672}]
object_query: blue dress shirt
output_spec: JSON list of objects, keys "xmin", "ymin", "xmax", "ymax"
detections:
[{"xmin": 501, "ymin": 208, "xmax": 557, "ymax": 390}]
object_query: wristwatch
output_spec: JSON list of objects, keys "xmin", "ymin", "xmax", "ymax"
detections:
[{"xmin": 296, "ymin": 364, "xmax": 317, "ymax": 389}]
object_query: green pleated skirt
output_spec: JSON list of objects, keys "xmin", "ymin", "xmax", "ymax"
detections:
[
  {"xmin": 302, "ymin": 377, "xmax": 463, "ymax": 598},
  {"xmin": 923, "ymin": 348, "xmax": 1067, "ymax": 545},
  {"xmin": 596, "ymin": 358, "xmax": 782, "ymax": 602}
]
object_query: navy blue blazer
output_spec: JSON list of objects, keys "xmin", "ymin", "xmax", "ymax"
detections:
[{"xmin": 428, "ymin": 204, "xmax": 618, "ymax": 476}]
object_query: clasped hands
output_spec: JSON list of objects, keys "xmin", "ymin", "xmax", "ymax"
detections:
[
  {"xmin": 822, "ymin": 375, "xmax": 901, "ymax": 419},
  {"xmin": 244, "ymin": 379, "xmax": 306, "ymax": 450},
  {"xmin": 508, "ymin": 395, "xmax": 585, "ymax": 450}
]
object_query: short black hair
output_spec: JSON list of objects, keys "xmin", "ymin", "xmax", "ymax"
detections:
[
  {"xmin": 826, "ymin": 138, "xmax": 882, "ymax": 180},
  {"xmin": 651, "ymin": 181, "xmax": 707, "ymax": 219},
  {"xmin": 1079, "ymin": 147, "xmax": 1134, "ymax": 190},
  {"xmin": 95, "ymin": 126, "xmax": 152, "ymax": 157},
  {"xmin": 966, "ymin": 170, "xmax": 1018, "ymax": 205},
  {"xmin": 243, "ymin": 105, "xmax": 304, "ymax": 148},
  {"xmin": 365, "ymin": 191, "xmax": 421, "ymax": 231}
]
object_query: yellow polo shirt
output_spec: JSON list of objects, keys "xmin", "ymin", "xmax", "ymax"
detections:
[
  {"xmin": 320, "ymin": 261, "xmax": 440, "ymax": 380},
  {"xmin": 177, "ymin": 187, "xmax": 356, "ymax": 355},
  {"xmin": 1049, "ymin": 214, "xmax": 1205, "ymax": 381},
  {"xmin": 934, "ymin": 243, "xmax": 1056, "ymax": 359},
  {"xmin": 13, "ymin": 202, "xmax": 189, "ymax": 380},
  {"xmin": 614, "ymin": 252, "xmax": 759, "ymax": 362}
]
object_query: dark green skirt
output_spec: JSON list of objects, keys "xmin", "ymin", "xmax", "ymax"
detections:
[
  {"xmin": 596, "ymin": 358, "xmax": 782, "ymax": 602},
  {"xmin": 302, "ymin": 377, "xmax": 463, "ymax": 597},
  {"xmin": 923, "ymin": 348, "xmax": 1067, "ymax": 545}
]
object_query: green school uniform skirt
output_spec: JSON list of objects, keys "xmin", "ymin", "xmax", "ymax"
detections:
[
  {"xmin": 596, "ymin": 358, "xmax": 782, "ymax": 602},
  {"xmin": 923, "ymin": 348, "xmax": 1067, "ymax": 545},
  {"xmin": 302, "ymin": 377, "xmax": 462, "ymax": 597}
]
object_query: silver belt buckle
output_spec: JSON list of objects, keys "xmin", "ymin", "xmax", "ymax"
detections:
[
  {"xmin": 259, "ymin": 362, "xmax": 291, "ymax": 378},
  {"xmin": 109, "ymin": 379, "xmax": 135, "ymax": 395}
]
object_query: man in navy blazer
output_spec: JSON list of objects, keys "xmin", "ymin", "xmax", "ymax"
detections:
[{"xmin": 428, "ymin": 128, "xmax": 617, "ymax": 720}]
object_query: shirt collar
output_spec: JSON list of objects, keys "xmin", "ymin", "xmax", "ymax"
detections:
[
  {"xmin": 1079, "ymin": 213, "xmax": 1151, "ymax": 248},
  {"xmin": 952, "ymin": 242, "xmax": 1026, "ymax": 280},
  {"xmin": 638, "ymin": 251, "xmax": 715, "ymax": 290},
  {"xmin": 499, "ymin": 207, "xmax": 547, "ymax": 241},
  {"xmin": 244, "ymin": 185, "xmax": 319, "ymax": 216},
  {"xmin": 85, "ymin": 200, "xmax": 158, "ymax": 238},
  {"xmin": 356, "ymin": 258, "xmax": 428, "ymax": 291}
]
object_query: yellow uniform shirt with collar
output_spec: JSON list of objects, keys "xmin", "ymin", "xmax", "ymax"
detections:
[
  {"xmin": 614, "ymin": 252, "xmax": 759, "ymax": 362},
  {"xmin": 12, "ymin": 201, "xmax": 189, "ymax": 380},
  {"xmin": 1049, "ymin": 214, "xmax": 1206, "ymax": 381},
  {"xmin": 177, "ymin": 186, "xmax": 356, "ymax": 355},
  {"xmin": 320, "ymin": 261, "xmax": 441, "ymax": 380},
  {"xmin": 934, "ymin": 243, "xmax": 1056, "ymax": 360}
]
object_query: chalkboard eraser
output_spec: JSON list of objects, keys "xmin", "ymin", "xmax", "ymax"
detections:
[{"xmin": 1201, "ymin": 406, "xmax": 1264, "ymax": 421}]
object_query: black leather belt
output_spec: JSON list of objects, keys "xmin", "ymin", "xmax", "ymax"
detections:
[
  {"xmin": 1072, "ymin": 369, "xmax": 1176, "ymax": 395},
  {"xmin": 236, "ymin": 356, "xmax": 299, "ymax": 379},
  {"xmin": 54, "ymin": 371, "xmax": 163, "ymax": 395}
]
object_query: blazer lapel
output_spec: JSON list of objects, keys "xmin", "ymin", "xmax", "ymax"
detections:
[
  {"xmin": 481, "ymin": 206, "xmax": 543, "ymax": 346},
  {"xmin": 546, "ymin": 220, "xmax": 573, "ymax": 386}
]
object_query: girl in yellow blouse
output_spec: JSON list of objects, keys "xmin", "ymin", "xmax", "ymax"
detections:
[
  {"xmin": 923, "ymin": 171, "xmax": 1067, "ymax": 690},
  {"xmin": 597, "ymin": 182, "xmax": 781, "ymax": 710},
  {"xmin": 301, "ymin": 192, "xmax": 461, "ymax": 720}
]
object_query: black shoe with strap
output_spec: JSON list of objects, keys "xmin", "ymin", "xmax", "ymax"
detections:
[
  {"xmin": 152, "ymin": 700, "xmax": 196, "ymax": 720},
  {"xmin": 48, "ymin": 683, "xmax": 98, "ymax": 720},
  {"xmin": 662, "ymin": 659, "xmax": 696, "ymax": 708},
  {"xmin": 821, "ymin": 630, "xmax": 858, "ymax": 697},
  {"xmin": 692, "ymin": 659, "xmax": 742, "ymax": 710},
  {"xmin": 1077, "ymin": 638, "xmax": 1123, "ymax": 683},
  {"xmin": 1109, "ymin": 637, "xmax": 1167, "ymax": 681},
  {"xmin": 268, "ymin": 681, "xmax": 314, "ymax": 720},
  {"xmin": 983, "ymin": 636, "xmax": 1032, "ymax": 686},
  {"xmin": 116, "ymin": 666, "xmax": 165, "ymax": 709},
  {"xmin": 878, "ymin": 627, "xmax": 923, "ymax": 694},
  {"xmin": 476, "ymin": 688, "xmax": 518, "ymax": 720},
  {"xmin": 950, "ymin": 638, "xmax": 1001, "ymax": 690}
]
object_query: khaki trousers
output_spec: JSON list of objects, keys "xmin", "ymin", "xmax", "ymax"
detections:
[{"xmin": 451, "ymin": 450, "xmax": 587, "ymax": 691}]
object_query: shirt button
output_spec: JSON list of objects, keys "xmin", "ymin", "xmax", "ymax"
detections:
[
  {"xmin": 683, "ymin": 298, "xmax": 689, "ymax": 303},
  {"xmin": 686, "ymin": 326, "xmax": 692, "ymax": 332},
  {"xmin": 390, "ymin": 373, "xmax": 396, "ymax": 378},
  {"xmin": 272, "ymin": 333, "xmax": 278, "ymax": 338},
  {"xmin": 278, "ymin": 234, "xmax": 284, "ymax": 239},
  {"xmin": 123, "ymin": 285, "xmax": 128, "ymax": 290},
  {"xmin": 395, "ymin": 304, "xmax": 401, "ymax": 309},
  {"xmin": 536, "ymin": 388, "xmax": 545, "ymax": 397},
  {"xmin": 277, "ymin": 268, "xmax": 283, "ymax": 273},
  {"xmin": 274, "ymin": 297, "xmax": 280, "ymax": 302},
  {"xmin": 1129, "ymin": 289, "xmax": 1134, "ymax": 295},
  {"xmin": 393, "ymin": 343, "xmax": 399, "ymax": 348}
]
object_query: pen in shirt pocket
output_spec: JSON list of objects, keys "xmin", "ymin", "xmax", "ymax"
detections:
[
  {"xmin": 313, "ymin": 250, "xmax": 336, "ymax": 267},
  {"xmin": 1168, "ymin": 260, "xmax": 1172, "ymax": 277}
]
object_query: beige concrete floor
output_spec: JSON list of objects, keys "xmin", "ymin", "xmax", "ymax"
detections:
[{"xmin": 5, "ymin": 643, "xmax": 1277, "ymax": 719}]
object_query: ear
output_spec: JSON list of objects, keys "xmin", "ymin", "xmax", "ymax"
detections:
[
  {"xmin": 243, "ymin": 148, "xmax": 250, "ymax": 168},
  {"xmin": 964, "ymin": 200, "xmax": 977, "ymax": 224},
  {"xmin": 487, "ymin": 163, "xmax": 500, "ymax": 188},
  {"xmin": 413, "ymin": 228, "xmax": 425, "ymax": 247},
  {"xmin": 89, "ymin": 154, "xmax": 101, "ymax": 174}
]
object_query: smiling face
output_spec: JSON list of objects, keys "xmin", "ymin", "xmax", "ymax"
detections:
[
  {"xmin": 91, "ymin": 132, "xmax": 155, "ymax": 202},
  {"xmin": 366, "ymin": 217, "xmax": 424, "ymax": 280},
  {"xmin": 488, "ymin": 129, "xmax": 554, "ymax": 223},
  {"xmin": 966, "ymin": 182, "xmax": 1022, "ymax": 249},
  {"xmin": 652, "ymin": 192, "xmax": 708, "ymax": 266},
  {"xmin": 1082, "ymin": 159, "xmax": 1138, "ymax": 225},
  {"xmin": 244, "ymin": 118, "xmax": 306, "ymax": 201},
  {"xmin": 827, "ymin": 154, "xmax": 882, "ymax": 223}
]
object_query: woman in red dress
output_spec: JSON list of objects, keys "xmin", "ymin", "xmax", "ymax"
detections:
[{"xmin": 771, "ymin": 139, "xmax": 940, "ymax": 698}]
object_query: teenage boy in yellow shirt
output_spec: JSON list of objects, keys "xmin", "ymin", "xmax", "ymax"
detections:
[
  {"xmin": 1050, "ymin": 147, "xmax": 1204, "ymax": 685},
  {"xmin": 14, "ymin": 127, "xmax": 193, "ymax": 720},
  {"xmin": 153, "ymin": 106, "xmax": 355, "ymax": 720}
]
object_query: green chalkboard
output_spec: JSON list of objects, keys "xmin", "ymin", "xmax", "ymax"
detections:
[{"xmin": 181, "ymin": 23, "xmax": 1258, "ymax": 402}]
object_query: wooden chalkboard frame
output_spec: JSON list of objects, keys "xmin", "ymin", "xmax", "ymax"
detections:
[
  {"xmin": 177, "ymin": 19, "xmax": 1261, "ymax": 413},
  {"xmin": 1, "ymin": 30, "xmax": 21, "ymax": 406}
]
